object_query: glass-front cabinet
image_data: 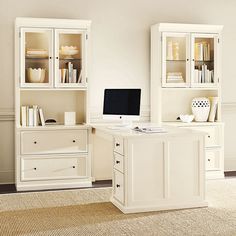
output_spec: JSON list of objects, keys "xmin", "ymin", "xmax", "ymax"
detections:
[
  {"xmin": 162, "ymin": 32, "xmax": 219, "ymax": 88},
  {"xmin": 162, "ymin": 32, "xmax": 190, "ymax": 87},
  {"xmin": 20, "ymin": 28, "xmax": 88, "ymax": 88}
]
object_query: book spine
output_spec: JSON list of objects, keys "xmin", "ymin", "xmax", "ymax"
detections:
[
  {"xmin": 72, "ymin": 69, "xmax": 77, "ymax": 83},
  {"xmin": 28, "ymin": 108, "xmax": 34, "ymax": 127},
  {"xmin": 33, "ymin": 105, "xmax": 38, "ymax": 126},
  {"xmin": 208, "ymin": 97, "xmax": 218, "ymax": 122},
  {"xmin": 39, "ymin": 108, "xmax": 45, "ymax": 126},
  {"xmin": 21, "ymin": 106, "xmax": 27, "ymax": 127}
]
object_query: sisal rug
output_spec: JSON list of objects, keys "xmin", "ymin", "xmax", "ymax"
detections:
[{"xmin": 0, "ymin": 179, "xmax": 236, "ymax": 236}]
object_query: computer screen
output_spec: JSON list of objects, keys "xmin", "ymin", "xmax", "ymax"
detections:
[{"xmin": 103, "ymin": 89, "xmax": 141, "ymax": 118}]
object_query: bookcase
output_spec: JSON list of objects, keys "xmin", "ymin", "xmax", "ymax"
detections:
[
  {"xmin": 151, "ymin": 23, "xmax": 224, "ymax": 179},
  {"xmin": 15, "ymin": 18, "xmax": 92, "ymax": 191}
]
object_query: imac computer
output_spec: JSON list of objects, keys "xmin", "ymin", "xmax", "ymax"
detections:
[{"xmin": 103, "ymin": 88, "xmax": 141, "ymax": 129}]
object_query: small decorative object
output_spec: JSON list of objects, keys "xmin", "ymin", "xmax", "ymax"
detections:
[
  {"xmin": 64, "ymin": 112, "xmax": 76, "ymax": 126},
  {"xmin": 191, "ymin": 97, "xmax": 210, "ymax": 122},
  {"xmin": 45, "ymin": 119, "xmax": 57, "ymax": 125},
  {"xmin": 179, "ymin": 114, "xmax": 194, "ymax": 123},
  {"xmin": 27, "ymin": 68, "xmax": 45, "ymax": 83},
  {"xmin": 60, "ymin": 46, "xmax": 79, "ymax": 59},
  {"xmin": 172, "ymin": 42, "xmax": 179, "ymax": 60}
]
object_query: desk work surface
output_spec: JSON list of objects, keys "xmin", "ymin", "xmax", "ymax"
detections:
[{"xmin": 91, "ymin": 123, "xmax": 206, "ymax": 138}]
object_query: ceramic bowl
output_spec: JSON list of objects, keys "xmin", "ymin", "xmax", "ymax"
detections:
[
  {"xmin": 27, "ymin": 68, "xmax": 46, "ymax": 83},
  {"xmin": 179, "ymin": 114, "xmax": 194, "ymax": 123},
  {"xmin": 60, "ymin": 46, "xmax": 79, "ymax": 58}
]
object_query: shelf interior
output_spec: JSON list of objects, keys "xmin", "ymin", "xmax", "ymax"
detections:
[{"xmin": 20, "ymin": 90, "xmax": 87, "ymax": 125}]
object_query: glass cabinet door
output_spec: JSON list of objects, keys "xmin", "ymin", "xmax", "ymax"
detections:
[
  {"xmin": 20, "ymin": 28, "xmax": 53, "ymax": 87},
  {"xmin": 191, "ymin": 34, "xmax": 218, "ymax": 87},
  {"xmin": 162, "ymin": 32, "xmax": 190, "ymax": 87},
  {"xmin": 55, "ymin": 29, "xmax": 87, "ymax": 88}
]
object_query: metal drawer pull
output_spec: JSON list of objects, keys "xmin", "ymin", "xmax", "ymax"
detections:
[
  {"xmin": 72, "ymin": 166, "xmax": 76, "ymax": 168},
  {"xmin": 208, "ymin": 135, "xmax": 211, "ymax": 138},
  {"xmin": 116, "ymin": 184, "xmax": 120, "ymax": 188},
  {"xmin": 34, "ymin": 141, "xmax": 37, "ymax": 144},
  {"xmin": 115, "ymin": 143, "xmax": 120, "ymax": 147},
  {"xmin": 116, "ymin": 160, "xmax": 120, "ymax": 164},
  {"xmin": 33, "ymin": 167, "xmax": 37, "ymax": 170},
  {"xmin": 73, "ymin": 140, "xmax": 76, "ymax": 143},
  {"xmin": 208, "ymin": 159, "xmax": 210, "ymax": 161}
]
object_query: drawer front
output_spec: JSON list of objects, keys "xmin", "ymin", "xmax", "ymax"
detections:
[
  {"xmin": 114, "ymin": 137, "xmax": 124, "ymax": 155},
  {"xmin": 190, "ymin": 126, "xmax": 221, "ymax": 147},
  {"xmin": 114, "ymin": 169, "xmax": 124, "ymax": 204},
  {"xmin": 21, "ymin": 155, "xmax": 87, "ymax": 181},
  {"xmin": 206, "ymin": 150, "xmax": 221, "ymax": 171},
  {"xmin": 114, "ymin": 153, "xmax": 124, "ymax": 173},
  {"xmin": 21, "ymin": 130, "xmax": 87, "ymax": 154}
]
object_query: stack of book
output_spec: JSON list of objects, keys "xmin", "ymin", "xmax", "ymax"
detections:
[
  {"xmin": 21, "ymin": 105, "xmax": 45, "ymax": 127},
  {"xmin": 194, "ymin": 42, "xmax": 211, "ymax": 61},
  {"xmin": 166, "ymin": 72, "xmax": 184, "ymax": 83},
  {"xmin": 59, "ymin": 62, "xmax": 82, "ymax": 84},
  {"xmin": 194, "ymin": 65, "xmax": 214, "ymax": 83}
]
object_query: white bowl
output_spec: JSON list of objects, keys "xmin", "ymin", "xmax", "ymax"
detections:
[
  {"xmin": 179, "ymin": 114, "xmax": 194, "ymax": 123},
  {"xmin": 60, "ymin": 46, "xmax": 79, "ymax": 58},
  {"xmin": 27, "ymin": 68, "xmax": 46, "ymax": 83}
]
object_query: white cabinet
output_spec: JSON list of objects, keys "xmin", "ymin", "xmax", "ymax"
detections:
[
  {"xmin": 151, "ymin": 23, "xmax": 224, "ymax": 179},
  {"xmin": 110, "ymin": 128, "xmax": 207, "ymax": 214},
  {"xmin": 15, "ymin": 18, "xmax": 92, "ymax": 191},
  {"xmin": 162, "ymin": 31, "xmax": 219, "ymax": 88}
]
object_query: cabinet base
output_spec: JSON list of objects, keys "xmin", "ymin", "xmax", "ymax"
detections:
[
  {"xmin": 110, "ymin": 197, "xmax": 208, "ymax": 214},
  {"xmin": 16, "ymin": 180, "xmax": 92, "ymax": 191}
]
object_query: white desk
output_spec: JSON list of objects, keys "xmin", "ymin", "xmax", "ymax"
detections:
[{"xmin": 92, "ymin": 124, "xmax": 208, "ymax": 213}]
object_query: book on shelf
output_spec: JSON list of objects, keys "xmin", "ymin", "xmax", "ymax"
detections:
[
  {"xmin": 167, "ymin": 72, "xmax": 184, "ymax": 83},
  {"xmin": 38, "ymin": 108, "xmax": 45, "ymax": 126},
  {"xmin": 78, "ymin": 69, "xmax": 83, "ymax": 83},
  {"xmin": 21, "ymin": 106, "xmax": 27, "ymax": 127},
  {"xmin": 195, "ymin": 42, "xmax": 211, "ymax": 61},
  {"xmin": 21, "ymin": 105, "xmax": 45, "ymax": 127},
  {"xmin": 208, "ymin": 97, "xmax": 218, "ymax": 122},
  {"xmin": 194, "ymin": 64, "xmax": 214, "ymax": 84}
]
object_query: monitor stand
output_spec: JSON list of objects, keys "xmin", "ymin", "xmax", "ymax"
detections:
[{"xmin": 107, "ymin": 120, "xmax": 133, "ymax": 130}]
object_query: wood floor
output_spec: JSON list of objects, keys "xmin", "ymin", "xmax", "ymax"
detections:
[{"xmin": 0, "ymin": 180, "xmax": 112, "ymax": 194}]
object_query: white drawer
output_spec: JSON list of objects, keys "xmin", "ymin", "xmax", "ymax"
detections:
[
  {"xmin": 206, "ymin": 150, "xmax": 221, "ymax": 171},
  {"xmin": 114, "ymin": 136, "xmax": 124, "ymax": 155},
  {"xmin": 114, "ymin": 153, "xmax": 124, "ymax": 173},
  {"xmin": 190, "ymin": 126, "xmax": 221, "ymax": 147},
  {"xmin": 21, "ymin": 155, "xmax": 87, "ymax": 181},
  {"xmin": 114, "ymin": 169, "xmax": 124, "ymax": 204},
  {"xmin": 21, "ymin": 130, "xmax": 87, "ymax": 155}
]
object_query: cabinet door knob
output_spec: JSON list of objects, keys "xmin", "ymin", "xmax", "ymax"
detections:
[
  {"xmin": 115, "ymin": 143, "xmax": 120, "ymax": 147},
  {"xmin": 56, "ymin": 56, "xmax": 59, "ymax": 59},
  {"xmin": 186, "ymin": 58, "xmax": 189, "ymax": 61},
  {"xmin": 116, "ymin": 184, "xmax": 120, "ymax": 188},
  {"xmin": 208, "ymin": 135, "xmax": 211, "ymax": 138},
  {"xmin": 73, "ymin": 140, "xmax": 76, "ymax": 143},
  {"xmin": 34, "ymin": 141, "xmax": 37, "ymax": 144},
  {"xmin": 192, "ymin": 59, "xmax": 195, "ymax": 61},
  {"xmin": 34, "ymin": 167, "xmax": 37, "ymax": 170},
  {"xmin": 116, "ymin": 160, "xmax": 120, "ymax": 164},
  {"xmin": 49, "ymin": 56, "xmax": 52, "ymax": 59},
  {"xmin": 208, "ymin": 159, "xmax": 210, "ymax": 162},
  {"xmin": 72, "ymin": 166, "xmax": 76, "ymax": 168}
]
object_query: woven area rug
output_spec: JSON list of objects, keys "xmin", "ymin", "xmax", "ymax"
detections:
[{"xmin": 0, "ymin": 179, "xmax": 236, "ymax": 236}]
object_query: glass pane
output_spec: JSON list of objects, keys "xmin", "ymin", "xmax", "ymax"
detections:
[
  {"xmin": 194, "ymin": 37, "xmax": 214, "ymax": 84},
  {"xmin": 58, "ymin": 33, "xmax": 82, "ymax": 85},
  {"xmin": 165, "ymin": 36, "xmax": 186, "ymax": 85},
  {"xmin": 25, "ymin": 32, "xmax": 50, "ymax": 84}
]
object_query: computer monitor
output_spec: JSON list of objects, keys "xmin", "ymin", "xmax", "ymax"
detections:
[{"xmin": 103, "ymin": 89, "xmax": 141, "ymax": 125}]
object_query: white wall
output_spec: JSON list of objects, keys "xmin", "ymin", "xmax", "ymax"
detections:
[{"xmin": 0, "ymin": 0, "xmax": 236, "ymax": 183}]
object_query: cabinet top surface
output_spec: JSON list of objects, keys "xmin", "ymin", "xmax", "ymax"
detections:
[{"xmin": 92, "ymin": 123, "xmax": 206, "ymax": 138}]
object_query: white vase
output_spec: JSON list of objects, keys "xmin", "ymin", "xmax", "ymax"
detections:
[{"xmin": 191, "ymin": 97, "xmax": 210, "ymax": 122}]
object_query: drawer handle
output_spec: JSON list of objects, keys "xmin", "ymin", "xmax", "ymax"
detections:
[
  {"xmin": 73, "ymin": 140, "xmax": 76, "ymax": 143},
  {"xmin": 208, "ymin": 135, "xmax": 211, "ymax": 138},
  {"xmin": 72, "ymin": 166, "xmax": 76, "ymax": 168},
  {"xmin": 33, "ymin": 167, "xmax": 37, "ymax": 170},
  {"xmin": 34, "ymin": 141, "xmax": 37, "ymax": 144},
  {"xmin": 208, "ymin": 159, "xmax": 211, "ymax": 162},
  {"xmin": 116, "ymin": 160, "xmax": 120, "ymax": 164},
  {"xmin": 116, "ymin": 184, "xmax": 120, "ymax": 188},
  {"xmin": 115, "ymin": 143, "xmax": 120, "ymax": 147}
]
